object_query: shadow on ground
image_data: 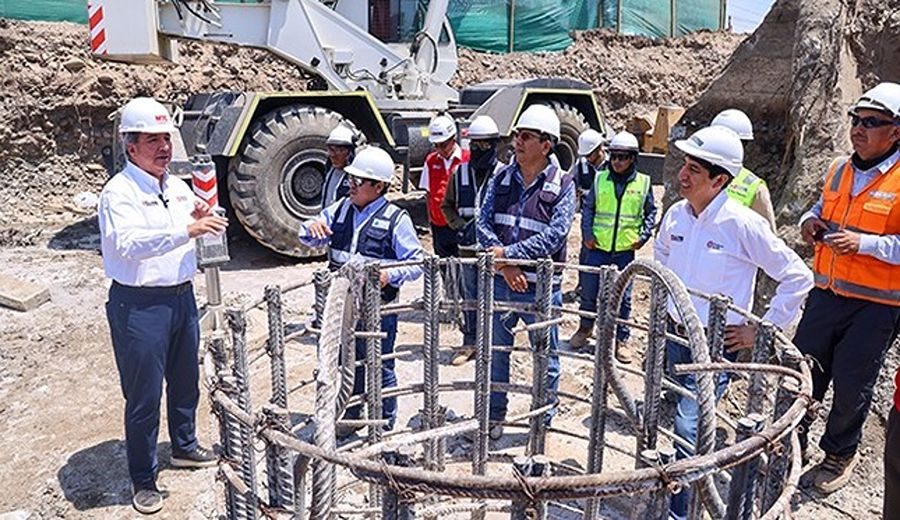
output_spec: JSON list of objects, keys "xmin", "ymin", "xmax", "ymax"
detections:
[{"xmin": 57, "ymin": 439, "xmax": 135, "ymax": 510}]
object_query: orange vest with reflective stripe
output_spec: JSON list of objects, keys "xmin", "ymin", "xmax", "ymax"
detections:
[{"xmin": 813, "ymin": 156, "xmax": 900, "ymax": 306}]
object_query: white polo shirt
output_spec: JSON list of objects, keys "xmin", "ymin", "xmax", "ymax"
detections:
[
  {"xmin": 655, "ymin": 192, "xmax": 813, "ymax": 329},
  {"xmin": 98, "ymin": 161, "xmax": 197, "ymax": 287}
]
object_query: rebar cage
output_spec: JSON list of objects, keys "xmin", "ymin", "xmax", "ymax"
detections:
[{"xmin": 204, "ymin": 254, "xmax": 812, "ymax": 519}]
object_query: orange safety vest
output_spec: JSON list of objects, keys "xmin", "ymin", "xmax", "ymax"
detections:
[{"xmin": 813, "ymin": 156, "xmax": 900, "ymax": 306}]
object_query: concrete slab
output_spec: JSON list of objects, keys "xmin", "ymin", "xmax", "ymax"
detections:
[{"xmin": 0, "ymin": 273, "xmax": 51, "ymax": 312}]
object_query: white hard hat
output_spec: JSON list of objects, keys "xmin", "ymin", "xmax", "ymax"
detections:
[
  {"xmin": 428, "ymin": 115, "xmax": 457, "ymax": 144},
  {"xmin": 711, "ymin": 109, "xmax": 754, "ymax": 140},
  {"xmin": 119, "ymin": 97, "xmax": 176, "ymax": 134},
  {"xmin": 467, "ymin": 115, "xmax": 500, "ymax": 140},
  {"xmin": 674, "ymin": 126, "xmax": 744, "ymax": 177},
  {"xmin": 607, "ymin": 131, "xmax": 640, "ymax": 153},
  {"xmin": 326, "ymin": 125, "xmax": 356, "ymax": 146},
  {"xmin": 850, "ymin": 82, "xmax": 900, "ymax": 119},
  {"xmin": 344, "ymin": 146, "xmax": 395, "ymax": 183},
  {"xmin": 577, "ymin": 129, "xmax": 604, "ymax": 156},
  {"xmin": 514, "ymin": 104, "xmax": 560, "ymax": 140}
]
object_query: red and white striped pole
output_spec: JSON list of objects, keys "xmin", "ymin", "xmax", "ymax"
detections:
[
  {"xmin": 87, "ymin": 1, "xmax": 108, "ymax": 56},
  {"xmin": 191, "ymin": 155, "xmax": 219, "ymax": 209},
  {"xmin": 190, "ymin": 155, "xmax": 228, "ymax": 334}
]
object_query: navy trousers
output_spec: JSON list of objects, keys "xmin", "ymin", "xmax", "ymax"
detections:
[
  {"xmin": 343, "ymin": 313, "xmax": 399, "ymax": 429},
  {"xmin": 106, "ymin": 282, "xmax": 201, "ymax": 490},
  {"xmin": 578, "ymin": 247, "xmax": 634, "ymax": 341}
]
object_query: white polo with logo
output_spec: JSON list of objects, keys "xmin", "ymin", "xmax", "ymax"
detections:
[{"xmin": 654, "ymin": 191, "xmax": 812, "ymax": 329}]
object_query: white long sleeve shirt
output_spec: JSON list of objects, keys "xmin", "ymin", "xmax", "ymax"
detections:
[
  {"xmin": 655, "ymin": 192, "xmax": 814, "ymax": 329},
  {"xmin": 98, "ymin": 161, "xmax": 197, "ymax": 286}
]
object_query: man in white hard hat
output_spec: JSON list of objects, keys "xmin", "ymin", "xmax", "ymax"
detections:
[
  {"xmin": 477, "ymin": 104, "xmax": 576, "ymax": 438},
  {"xmin": 572, "ymin": 128, "xmax": 608, "ymax": 194},
  {"xmin": 656, "ymin": 125, "xmax": 813, "ymax": 520},
  {"xmin": 321, "ymin": 124, "xmax": 357, "ymax": 208},
  {"xmin": 99, "ymin": 97, "xmax": 228, "ymax": 514},
  {"xmin": 569, "ymin": 131, "xmax": 656, "ymax": 363},
  {"xmin": 299, "ymin": 146, "xmax": 424, "ymax": 438},
  {"xmin": 421, "ymin": 115, "xmax": 468, "ymax": 259},
  {"xmin": 785, "ymin": 82, "xmax": 900, "ymax": 499},
  {"xmin": 712, "ymin": 108, "xmax": 777, "ymax": 230},
  {"xmin": 441, "ymin": 115, "xmax": 504, "ymax": 365}
]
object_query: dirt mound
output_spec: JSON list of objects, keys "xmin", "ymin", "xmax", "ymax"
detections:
[
  {"xmin": 0, "ymin": 19, "xmax": 310, "ymax": 231},
  {"xmin": 454, "ymin": 29, "xmax": 746, "ymax": 128}
]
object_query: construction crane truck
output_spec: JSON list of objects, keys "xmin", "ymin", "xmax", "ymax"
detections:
[{"xmin": 91, "ymin": 0, "xmax": 607, "ymax": 257}]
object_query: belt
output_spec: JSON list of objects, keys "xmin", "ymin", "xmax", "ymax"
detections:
[{"xmin": 112, "ymin": 280, "xmax": 193, "ymax": 295}]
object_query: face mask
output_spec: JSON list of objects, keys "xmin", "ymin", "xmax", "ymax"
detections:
[{"xmin": 471, "ymin": 146, "xmax": 497, "ymax": 173}]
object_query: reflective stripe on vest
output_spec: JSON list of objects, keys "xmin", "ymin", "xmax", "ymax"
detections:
[
  {"xmin": 456, "ymin": 162, "xmax": 477, "ymax": 218},
  {"xmin": 813, "ymin": 156, "xmax": 900, "ymax": 306},
  {"xmin": 591, "ymin": 170, "xmax": 650, "ymax": 252},
  {"xmin": 726, "ymin": 167, "xmax": 764, "ymax": 207}
]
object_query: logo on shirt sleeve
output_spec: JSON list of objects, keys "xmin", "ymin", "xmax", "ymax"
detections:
[
  {"xmin": 670, "ymin": 234, "xmax": 684, "ymax": 242},
  {"xmin": 706, "ymin": 240, "xmax": 725, "ymax": 250}
]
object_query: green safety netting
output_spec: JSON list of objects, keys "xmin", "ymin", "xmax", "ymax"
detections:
[
  {"xmin": 1, "ymin": 0, "xmax": 722, "ymax": 53},
  {"xmin": 0, "ymin": 0, "xmax": 87, "ymax": 23}
]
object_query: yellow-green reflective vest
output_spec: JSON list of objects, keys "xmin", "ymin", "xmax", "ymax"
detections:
[
  {"xmin": 726, "ymin": 167, "xmax": 765, "ymax": 207},
  {"xmin": 591, "ymin": 170, "xmax": 651, "ymax": 252}
]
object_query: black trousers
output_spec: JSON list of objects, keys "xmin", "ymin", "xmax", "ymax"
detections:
[
  {"xmin": 431, "ymin": 223, "xmax": 459, "ymax": 258},
  {"xmin": 885, "ymin": 408, "xmax": 900, "ymax": 519},
  {"xmin": 793, "ymin": 288, "xmax": 900, "ymax": 456}
]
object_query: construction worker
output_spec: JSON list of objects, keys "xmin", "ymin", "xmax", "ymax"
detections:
[
  {"xmin": 298, "ymin": 146, "xmax": 424, "ymax": 437},
  {"xmin": 569, "ymin": 131, "xmax": 656, "ymax": 363},
  {"xmin": 655, "ymin": 125, "xmax": 813, "ymax": 520},
  {"xmin": 99, "ymin": 97, "xmax": 226, "ymax": 514},
  {"xmin": 421, "ymin": 115, "xmax": 468, "ymax": 259},
  {"xmin": 321, "ymin": 124, "xmax": 357, "ymax": 207},
  {"xmin": 476, "ymin": 104, "xmax": 575, "ymax": 439},
  {"xmin": 572, "ymin": 128, "xmax": 608, "ymax": 193},
  {"xmin": 788, "ymin": 83, "xmax": 900, "ymax": 498},
  {"xmin": 713, "ymin": 108, "xmax": 777, "ymax": 230},
  {"xmin": 441, "ymin": 115, "xmax": 503, "ymax": 366}
]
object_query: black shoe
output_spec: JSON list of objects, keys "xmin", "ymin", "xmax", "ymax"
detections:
[
  {"xmin": 171, "ymin": 446, "xmax": 217, "ymax": 469},
  {"xmin": 132, "ymin": 486, "xmax": 163, "ymax": 515}
]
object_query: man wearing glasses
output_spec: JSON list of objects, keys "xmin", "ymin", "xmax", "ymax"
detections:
[
  {"xmin": 568, "ymin": 131, "xmax": 656, "ymax": 363},
  {"xmin": 476, "ymin": 104, "xmax": 576, "ymax": 439},
  {"xmin": 792, "ymin": 82, "xmax": 900, "ymax": 496},
  {"xmin": 421, "ymin": 115, "xmax": 468, "ymax": 260},
  {"xmin": 299, "ymin": 146, "xmax": 424, "ymax": 438}
]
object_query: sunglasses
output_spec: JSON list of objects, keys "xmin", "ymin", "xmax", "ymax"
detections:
[
  {"xmin": 349, "ymin": 176, "xmax": 378, "ymax": 187},
  {"xmin": 470, "ymin": 140, "xmax": 495, "ymax": 151},
  {"xmin": 850, "ymin": 114, "xmax": 898, "ymax": 129},
  {"xmin": 610, "ymin": 152, "xmax": 635, "ymax": 161},
  {"xmin": 514, "ymin": 130, "xmax": 545, "ymax": 142}
]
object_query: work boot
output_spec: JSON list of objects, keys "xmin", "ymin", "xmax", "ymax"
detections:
[
  {"xmin": 810, "ymin": 452, "xmax": 857, "ymax": 494},
  {"xmin": 132, "ymin": 485, "xmax": 163, "ymax": 515},
  {"xmin": 614, "ymin": 341, "xmax": 633, "ymax": 364},
  {"xmin": 451, "ymin": 347, "xmax": 476, "ymax": 366},
  {"xmin": 568, "ymin": 327, "xmax": 593, "ymax": 350},
  {"xmin": 171, "ymin": 446, "xmax": 217, "ymax": 469}
]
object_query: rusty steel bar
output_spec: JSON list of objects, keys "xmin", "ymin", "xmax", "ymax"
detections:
[
  {"xmin": 725, "ymin": 414, "xmax": 765, "ymax": 520},
  {"xmin": 639, "ymin": 277, "xmax": 669, "ymax": 458},
  {"xmin": 528, "ymin": 257, "xmax": 554, "ymax": 456},
  {"xmin": 421, "ymin": 255, "xmax": 443, "ymax": 472},
  {"xmin": 747, "ymin": 322, "xmax": 776, "ymax": 416},
  {"xmin": 227, "ymin": 309, "xmax": 258, "ymax": 520},
  {"xmin": 583, "ymin": 265, "xmax": 618, "ymax": 519}
]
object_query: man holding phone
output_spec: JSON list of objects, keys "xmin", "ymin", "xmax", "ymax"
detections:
[{"xmin": 794, "ymin": 82, "xmax": 900, "ymax": 497}]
